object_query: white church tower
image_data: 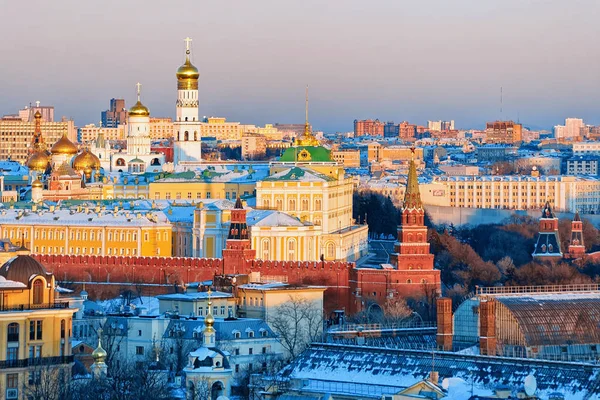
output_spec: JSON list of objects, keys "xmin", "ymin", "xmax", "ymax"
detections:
[{"xmin": 173, "ymin": 37, "xmax": 202, "ymax": 165}]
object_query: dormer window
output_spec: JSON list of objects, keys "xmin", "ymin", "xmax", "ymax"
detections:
[
  {"xmin": 541, "ymin": 244, "xmax": 547, "ymax": 252},
  {"xmin": 248, "ymin": 331, "xmax": 254, "ymax": 338}
]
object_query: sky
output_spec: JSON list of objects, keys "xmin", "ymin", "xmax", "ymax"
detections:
[{"xmin": 1, "ymin": 0, "xmax": 599, "ymax": 132}]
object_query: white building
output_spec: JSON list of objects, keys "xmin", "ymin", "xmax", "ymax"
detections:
[
  {"xmin": 90, "ymin": 84, "xmax": 165, "ymax": 174},
  {"xmin": 573, "ymin": 141, "xmax": 600, "ymax": 156}
]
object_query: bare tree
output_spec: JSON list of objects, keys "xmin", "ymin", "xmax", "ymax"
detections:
[
  {"xmin": 188, "ymin": 377, "xmax": 211, "ymax": 400},
  {"xmin": 269, "ymin": 295, "xmax": 324, "ymax": 360},
  {"xmin": 22, "ymin": 363, "xmax": 70, "ymax": 400}
]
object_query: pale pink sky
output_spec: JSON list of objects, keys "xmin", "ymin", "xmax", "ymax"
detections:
[{"xmin": 1, "ymin": 0, "xmax": 599, "ymax": 131}]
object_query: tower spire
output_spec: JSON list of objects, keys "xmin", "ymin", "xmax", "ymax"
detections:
[
  {"xmin": 184, "ymin": 37, "xmax": 192, "ymax": 56},
  {"xmin": 403, "ymin": 147, "xmax": 422, "ymax": 210}
]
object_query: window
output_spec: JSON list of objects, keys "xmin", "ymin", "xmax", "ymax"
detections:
[
  {"xmin": 234, "ymin": 348, "xmax": 240, "ymax": 355},
  {"xmin": 136, "ymin": 346, "xmax": 144, "ymax": 355},
  {"xmin": 249, "ymin": 348, "xmax": 253, "ymax": 355},
  {"xmin": 261, "ymin": 239, "xmax": 270, "ymax": 260},
  {"xmin": 235, "ymin": 364, "xmax": 239, "ymax": 373},
  {"xmin": 29, "ymin": 321, "xmax": 42, "ymax": 340},
  {"xmin": 60, "ymin": 320, "xmax": 66, "ymax": 339},
  {"xmin": 7, "ymin": 347, "xmax": 18, "ymax": 361},
  {"xmin": 7, "ymin": 323, "xmax": 19, "ymax": 342},
  {"xmin": 262, "ymin": 346, "xmax": 267, "ymax": 354},
  {"xmin": 6, "ymin": 373, "xmax": 18, "ymax": 389},
  {"xmin": 287, "ymin": 239, "xmax": 296, "ymax": 260},
  {"xmin": 33, "ymin": 279, "xmax": 43, "ymax": 304},
  {"xmin": 138, "ymin": 330, "xmax": 142, "ymax": 336}
]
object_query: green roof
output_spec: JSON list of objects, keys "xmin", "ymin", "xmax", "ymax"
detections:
[
  {"xmin": 263, "ymin": 166, "xmax": 335, "ymax": 182},
  {"xmin": 279, "ymin": 145, "xmax": 332, "ymax": 162}
]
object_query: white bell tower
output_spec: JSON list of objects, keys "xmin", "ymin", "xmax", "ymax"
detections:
[{"xmin": 174, "ymin": 37, "xmax": 202, "ymax": 165}]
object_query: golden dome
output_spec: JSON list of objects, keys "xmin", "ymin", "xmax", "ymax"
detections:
[
  {"xmin": 34, "ymin": 111, "xmax": 42, "ymax": 119},
  {"xmin": 128, "ymin": 100, "xmax": 150, "ymax": 117},
  {"xmin": 92, "ymin": 340, "xmax": 107, "ymax": 363},
  {"xmin": 205, "ymin": 312, "xmax": 215, "ymax": 328},
  {"xmin": 72, "ymin": 150, "xmax": 101, "ymax": 171},
  {"xmin": 51, "ymin": 134, "xmax": 78, "ymax": 155},
  {"xmin": 176, "ymin": 55, "xmax": 199, "ymax": 81},
  {"xmin": 26, "ymin": 151, "xmax": 50, "ymax": 172},
  {"xmin": 32, "ymin": 179, "xmax": 43, "ymax": 189}
]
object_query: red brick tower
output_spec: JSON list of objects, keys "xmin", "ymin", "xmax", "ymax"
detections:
[
  {"xmin": 479, "ymin": 299, "xmax": 497, "ymax": 356},
  {"xmin": 436, "ymin": 297, "xmax": 453, "ymax": 351},
  {"xmin": 388, "ymin": 149, "xmax": 440, "ymax": 298},
  {"xmin": 568, "ymin": 210, "xmax": 586, "ymax": 257},
  {"xmin": 532, "ymin": 202, "xmax": 562, "ymax": 261},
  {"xmin": 222, "ymin": 198, "xmax": 256, "ymax": 274}
]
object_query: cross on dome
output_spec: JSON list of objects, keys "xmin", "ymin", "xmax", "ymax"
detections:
[
  {"xmin": 136, "ymin": 82, "xmax": 142, "ymax": 101},
  {"xmin": 184, "ymin": 37, "xmax": 192, "ymax": 54}
]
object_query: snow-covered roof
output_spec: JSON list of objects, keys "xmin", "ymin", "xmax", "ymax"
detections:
[
  {"xmin": 0, "ymin": 208, "xmax": 171, "ymax": 227},
  {"xmin": 156, "ymin": 291, "xmax": 233, "ymax": 301},
  {"xmin": 247, "ymin": 210, "xmax": 308, "ymax": 228},
  {"xmin": 279, "ymin": 344, "xmax": 599, "ymax": 399}
]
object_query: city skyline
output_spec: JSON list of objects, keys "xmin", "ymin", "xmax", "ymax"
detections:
[{"xmin": 1, "ymin": 0, "xmax": 599, "ymax": 132}]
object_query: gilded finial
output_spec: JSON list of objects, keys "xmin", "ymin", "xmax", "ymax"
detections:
[
  {"xmin": 410, "ymin": 146, "xmax": 416, "ymax": 162},
  {"xmin": 136, "ymin": 82, "xmax": 142, "ymax": 102},
  {"xmin": 184, "ymin": 37, "xmax": 192, "ymax": 55}
]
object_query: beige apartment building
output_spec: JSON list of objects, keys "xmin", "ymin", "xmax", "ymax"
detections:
[
  {"xmin": 79, "ymin": 124, "xmax": 126, "ymax": 143},
  {"xmin": 0, "ymin": 116, "xmax": 76, "ymax": 163},
  {"xmin": 432, "ymin": 175, "xmax": 600, "ymax": 214},
  {"xmin": 242, "ymin": 133, "xmax": 267, "ymax": 160},
  {"xmin": 149, "ymin": 117, "xmax": 175, "ymax": 139},
  {"xmin": 332, "ymin": 149, "xmax": 361, "ymax": 168}
]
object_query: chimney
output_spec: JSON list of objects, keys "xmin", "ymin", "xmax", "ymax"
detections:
[
  {"xmin": 436, "ymin": 297, "xmax": 453, "ymax": 351},
  {"xmin": 479, "ymin": 299, "xmax": 497, "ymax": 356},
  {"xmin": 429, "ymin": 371, "xmax": 439, "ymax": 385}
]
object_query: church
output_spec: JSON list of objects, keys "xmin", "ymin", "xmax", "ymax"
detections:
[{"xmin": 90, "ymin": 83, "xmax": 165, "ymax": 174}]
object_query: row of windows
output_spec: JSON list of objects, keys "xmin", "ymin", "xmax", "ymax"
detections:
[
  {"xmin": 263, "ymin": 198, "xmax": 322, "ymax": 211},
  {"xmin": 157, "ymin": 190, "xmax": 252, "ymax": 201}
]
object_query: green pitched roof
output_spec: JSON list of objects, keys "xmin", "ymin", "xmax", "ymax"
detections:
[{"xmin": 279, "ymin": 145, "xmax": 332, "ymax": 162}]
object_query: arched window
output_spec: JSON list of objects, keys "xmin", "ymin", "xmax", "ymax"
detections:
[
  {"xmin": 288, "ymin": 199, "xmax": 296, "ymax": 211},
  {"xmin": 276, "ymin": 199, "xmax": 283, "ymax": 210},
  {"xmin": 407, "ymin": 234, "xmax": 413, "ymax": 242},
  {"xmin": 287, "ymin": 239, "xmax": 296, "ymax": 260},
  {"xmin": 326, "ymin": 242, "xmax": 335, "ymax": 260},
  {"xmin": 194, "ymin": 131, "xmax": 198, "ymax": 141},
  {"xmin": 406, "ymin": 279, "xmax": 412, "ymax": 284},
  {"xmin": 184, "ymin": 131, "xmax": 189, "ymax": 141},
  {"xmin": 261, "ymin": 240, "xmax": 270, "ymax": 260},
  {"xmin": 263, "ymin": 199, "xmax": 270, "ymax": 209},
  {"xmin": 301, "ymin": 198, "xmax": 309, "ymax": 211},
  {"xmin": 315, "ymin": 199, "xmax": 322, "ymax": 211},
  {"xmin": 33, "ymin": 280, "xmax": 43, "ymax": 305},
  {"xmin": 60, "ymin": 320, "xmax": 66, "ymax": 339}
]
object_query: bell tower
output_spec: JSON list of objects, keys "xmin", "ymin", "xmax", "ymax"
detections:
[
  {"xmin": 532, "ymin": 202, "xmax": 563, "ymax": 261},
  {"xmin": 173, "ymin": 37, "xmax": 202, "ymax": 164}
]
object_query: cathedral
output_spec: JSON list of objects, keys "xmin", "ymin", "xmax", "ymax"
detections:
[{"xmin": 90, "ymin": 83, "xmax": 165, "ymax": 173}]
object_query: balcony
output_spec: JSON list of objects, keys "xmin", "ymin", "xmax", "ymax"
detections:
[
  {"xmin": 0, "ymin": 302, "xmax": 71, "ymax": 313},
  {"xmin": 0, "ymin": 355, "xmax": 74, "ymax": 369}
]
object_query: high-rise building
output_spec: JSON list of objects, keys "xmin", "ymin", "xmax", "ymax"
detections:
[
  {"xmin": 241, "ymin": 133, "xmax": 267, "ymax": 160},
  {"xmin": 565, "ymin": 118, "xmax": 584, "ymax": 140},
  {"xmin": 173, "ymin": 37, "xmax": 202, "ymax": 164},
  {"xmin": 398, "ymin": 121, "xmax": 417, "ymax": 139},
  {"xmin": 101, "ymin": 98, "xmax": 127, "ymax": 128},
  {"xmin": 384, "ymin": 121, "xmax": 399, "ymax": 137},
  {"xmin": 485, "ymin": 121, "xmax": 522, "ymax": 144},
  {"xmin": 428, "ymin": 120, "xmax": 455, "ymax": 131},
  {"xmin": 354, "ymin": 119, "xmax": 384, "ymax": 136}
]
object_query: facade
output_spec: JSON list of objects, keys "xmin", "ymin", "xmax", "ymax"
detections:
[
  {"xmin": 573, "ymin": 141, "xmax": 600, "ymax": 156},
  {"xmin": 173, "ymin": 39, "xmax": 203, "ymax": 165},
  {"xmin": 0, "ymin": 115, "xmax": 76, "ymax": 164},
  {"xmin": 18, "ymin": 103, "xmax": 54, "ymax": 123},
  {"xmin": 567, "ymin": 155, "xmax": 600, "ymax": 176},
  {"xmin": 398, "ymin": 121, "xmax": 417, "ymax": 140},
  {"xmin": 101, "ymin": 98, "xmax": 127, "ymax": 128},
  {"xmin": 427, "ymin": 120, "xmax": 455, "ymax": 131},
  {"xmin": 354, "ymin": 119, "xmax": 384, "ymax": 137},
  {"xmin": 149, "ymin": 117, "xmax": 175, "ymax": 140},
  {"xmin": 0, "ymin": 253, "xmax": 76, "ymax": 400},
  {"xmin": 485, "ymin": 121, "xmax": 522, "ymax": 144},
  {"xmin": 0, "ymin": 206, "xmax": 172, "ymax": 257},
  {"xmin": 331, "ymin": 149, "xmax": 361, "ymax": 168},
  {"xmin": 532, "ymin": 202, "xmax": 562, "ymax": 261},
  {"xmin": 241, "ymin": 133, "xmax": 267, "ymax": 160},
  {"xmin": 431, "ymin": 174, "xmax": 600, "ymax": 214},
  {"xmin": 79, "ymin": 124, "xmax": 126, "ymax": 143}
]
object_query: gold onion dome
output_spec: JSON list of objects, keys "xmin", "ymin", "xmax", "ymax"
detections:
[
  {"xmin": 73, "ymin": 150, "xmax": 101, "ymax": 171},
  {"xmin": 32, "ymin": 179, "xmax": 43, "ymax": 189},
  {"xmin": 128, "ymin": 100, "xmax": 150, "ymax": 117},
  {"xmin": 176, "ymin": 54, "xmax": 199, "ymax": 80},
  {"xmin": 34, "ymin": 110, "xmax": 42, "ymax": 119},
  {"xmin": 26, "ymin": 151, "xmax": 50, "ymax": 172},
  {"xmin": 92, "ymin": 340, "xmax": 107, "ymax": 363},
  {"xmin": 51, "ymin": 134, "xmax": 78, "ymax": 155},
  {"xmin": 205, "ymin": 312, "xmax": 215, "ymax": 328}
]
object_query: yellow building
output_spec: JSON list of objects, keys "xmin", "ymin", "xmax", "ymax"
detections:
[
  {"xmin": 149, "ymin": 165, "xmax": 269, "ymax": 201},
  {"xmin": 0, "ymin": 206, "xmax": 172, "ymax": 257},
  {"xmin": 0, "ymin": 251, "xmax": 76, "ymax": 400},
  {"xmin": 241, "ymin": 133, "xmax": 267, "ymax": 160},
  {"xmin": 0, "ymin": 116, "xmax": 76, "ymax": 164},
  {"xmin": 332, "ymin": 149, "xmax": 361, "ymax": 168},
  {"xmin": 432, "ymin": 174, "xmax": 600, "ymax": 214},
  {"xmin": 149, "ymin": 117, "xmax": 174, "ymax": 140},
  {"xmin": 79, "ymin": 124, "xmax": 125, "ymax": 143}
]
